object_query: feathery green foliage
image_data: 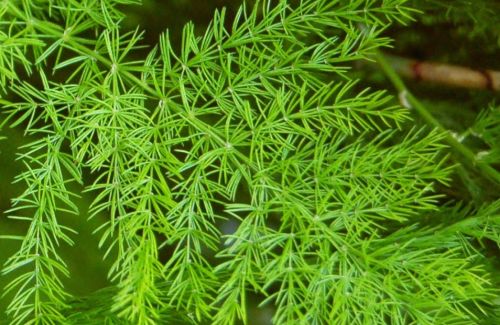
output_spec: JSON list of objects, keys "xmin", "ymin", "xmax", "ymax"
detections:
[
  {"xmin": 469, "ymin": 105, "xmax": 500, "ymax": 165},
  {"xmin": 415, "ymin": 0, "xmax": 500, "ymax": 44},
  {"xmin": 0, "ymin": 0, "xmax": 499, "ymax": 324}
]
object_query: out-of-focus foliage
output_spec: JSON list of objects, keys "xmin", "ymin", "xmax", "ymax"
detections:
[
  {"xmin": 470, "ymin": 105, "xmax": 500, "ymax": 165},
  {"xmin": 416, "ymin": 0, "xmax": 500, "ymax": 45}
]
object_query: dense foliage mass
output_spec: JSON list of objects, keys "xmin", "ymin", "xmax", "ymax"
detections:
[{"xmin": 0, "ymin": 0, "xmax": 498, "ymax": 324}]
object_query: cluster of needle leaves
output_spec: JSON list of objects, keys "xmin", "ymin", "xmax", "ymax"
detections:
[{"xmin": 0, "ymin": 0, "xmax": 499, "ymax": 324}]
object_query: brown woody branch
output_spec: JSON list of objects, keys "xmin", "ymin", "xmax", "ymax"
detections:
[{"xmin": 383, "ymin": 54, "xmax": 500, "ymax": 91}]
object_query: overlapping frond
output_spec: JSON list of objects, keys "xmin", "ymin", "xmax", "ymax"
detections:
[{"xmin": 0, "ymin": 0, "xmax": 498, "ymax": 324}]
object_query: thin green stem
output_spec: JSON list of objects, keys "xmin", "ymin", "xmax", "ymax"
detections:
[{"xmin": 375, "ymin": 50, "xmax": 500, "ymax": 186}]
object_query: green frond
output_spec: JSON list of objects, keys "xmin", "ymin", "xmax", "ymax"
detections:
[
  {"xmin": 0, "ymin": 0, "xmax": 498, "ymax": 324},
  {"xmin": 2, "ymin": 126, "xmax": 80, "ymax": 324}
]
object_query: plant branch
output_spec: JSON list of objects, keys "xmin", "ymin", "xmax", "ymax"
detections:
[
  {"xmin": 374, "ymin": 50, "xmax": 500, "ymax": 186},
  {"xmin": 385, "ymin": 54, "xmax": 500, "ymax": 91}
]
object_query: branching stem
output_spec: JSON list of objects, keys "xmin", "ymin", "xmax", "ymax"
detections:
[{"xmin": 24, "ymin": 16, "xmax": 254, "ymax": 168}]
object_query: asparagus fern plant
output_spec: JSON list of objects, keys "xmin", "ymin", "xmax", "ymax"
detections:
[{"xmin": 0, "ymin": 0, "xmax": 498, "ymax": 324}]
